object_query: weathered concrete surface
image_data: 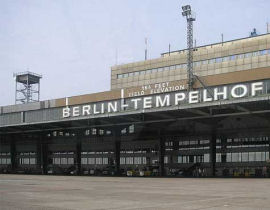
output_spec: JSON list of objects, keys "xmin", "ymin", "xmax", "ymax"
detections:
[{"xmin": 0, "ymin": 175, "xmax": 269, "ymax": 210}]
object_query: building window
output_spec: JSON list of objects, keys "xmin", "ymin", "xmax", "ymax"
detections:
[
  {"xmin": 99, "ymin": 129, "xmax": 104, "ymax": 135},
  {"xmin": 241, "ymin": 152, "xmax": 249, "ymax": 162},
  {"xmin": 203, "ymin": 154, "xmax": 209, "ymax": 163},
  {"xmin": 230, "ymin": 55, "xmax": 236, "ymax": 60},
  {"xmin": 102, "ymin": 158, "xmax": 108, "ymax": 165},
  {"xmin": 129, "ymin": 125, "xmax": 135, "ymax": 133},
  {"xmin": 164, "ymin": 156, "xmax": 169, "ymax": 164},
  {"xmin": 245, "ymin": 52, "xmax": 252, "ymax": 58},
  {"xmin": 81, "ymin": 158, "xmax": 87, "ymax": 165},
  {"xmin": 216, "ymin": 153, "xmax": 221, "ymax": 162},
  {"xmin": 96, "ymin": 158, "xmax": 102, "ymax": 165},
  {"xmin": 120, "ymin": 157, "xmax": 125, "ymax": 164},
  {"xmin": 126, "ymin": 157, "xmax": 134, "ymax": 164},
  {"xmin": 215, "ymin": 57, "xmax": 222, "ymax": 63},
  {"xmin": 88, "ymin": 158, "xmax": 95, "ymax": 164},
  {"xmin": 92, "ymin": 128, "xmax": 97, "ymax": 135},
  {"xmin": 134, "ymin": 157, "xmax": 142, "ymax": 164},
  {"xmin": 170, "ymin": 65, "xmax": 176, "ymax": 70}
]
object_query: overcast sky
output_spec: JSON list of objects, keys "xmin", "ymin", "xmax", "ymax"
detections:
[{"xmin": 0, "ymin": 0, "xmax": 269, "ymax": 106}]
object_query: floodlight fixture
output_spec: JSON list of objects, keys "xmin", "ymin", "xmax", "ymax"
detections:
[
  {"xmin": 182, "ymin": 5, "xmax": 191, "ymax": 12},
  {"xmin": 182, "ymin": 5, "xmax": 195, "ymax": 21}
]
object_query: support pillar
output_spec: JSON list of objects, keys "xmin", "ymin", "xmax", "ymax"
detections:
[
  {"xmin": 36, "ymin": 137, "xmax": 42, "ymax": 174},
  {"xmin": 221, "ymin": 137, "xmax": 227, "ymax": 163},
  {"xmin": 210, "ymin": 127, "xmax": 217, "ymax": 177},
  {"xmin": 41, "ymin": 134, "xmax": 48, "ymax": 175},
  {"xmin": 158, "ymin": 132, "xmax": 165, "ymax": 176},
  {"xmin": 10, "ymin": 135, "xmax": 17, "ymax": 173},
  {"xmin": 75, "ymin": 133, "xmax": 82, "ymax": 175},
  {"xmin": 37, "ymin": 133, "xmax": 48, "ymax": 175},
  {"xmin": 113, "ymin": 127, "xmax": 121, "ymax": 176}
]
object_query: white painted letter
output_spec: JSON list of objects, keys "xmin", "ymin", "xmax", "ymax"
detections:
[
  {"xmin": 231, "ymin": 84, "xmax": 247, "ymax": 98},
  {"xmin": 63, "ymin": 107, "xmax": 70, "ymax": 118},
  {"xmin": 175, "ymin": 93, "xmax": 186, "ymax": 105},
  {"xmin": 73, "ymin": 106, "xmax": 80, "ymax": 117},
  {"xmin": 214, "ymin": 86, "xmax": 228, "ymax": 100},
  {"xmin": 131, "ymin": 98, "xmax": 141, "ymax": 109},
  {"xmin": 82, "ymin": 105, "xmax": 91, "ymax": 116},
  {"xmin": 156, "ymin": 95, "xmax": 170, "ymax": 107},
  {"xmin": 203, "ymin": 89, "xmax": 213, "ymax": 102},
  {"xmin": 93, "ymin": 104, "xmax": 100, "ymax": 114},
  {"xmin": 108, "ymin": 102, "xmax": 118, "ymax": 113},
  {"xmin": 251, "ymin": 82, "xmax": 263, "ymax": 96},
  {"xmin": 189, "ymin": 91, "xmax": 199, "ymax": 104},
  {"xmin": 143, "ymin": 97, "xmax": 152, "ymax": 109}
]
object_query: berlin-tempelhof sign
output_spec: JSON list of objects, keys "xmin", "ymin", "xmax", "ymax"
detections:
[{"xmin": 63, "ymin": 81, "xmax": 265, "ymax": 118}]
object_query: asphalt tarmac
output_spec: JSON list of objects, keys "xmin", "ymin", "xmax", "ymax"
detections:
[{"xmin": 0, "ymin": 174, "xmax": 269, "ymax": 210}]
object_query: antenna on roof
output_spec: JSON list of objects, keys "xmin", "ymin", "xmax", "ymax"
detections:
[
  {"xmin": 267, "ymin": 22, "xmax": 269, "ymax": 34},
  {"xmin": 169, "ymin": 43, "xmax": 171, "ymax": 56},
  {"xmin": 221, "ymin": 33, "xmax": 224, "ymax": 46},
  {"xmin": 144, "ymin": 37, "xmax": 148, "ymax": 60}
]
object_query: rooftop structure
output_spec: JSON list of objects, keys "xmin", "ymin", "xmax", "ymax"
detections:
[{"xmin": 14, "ymin": 71, "xmax": 42, "ymax": 104}]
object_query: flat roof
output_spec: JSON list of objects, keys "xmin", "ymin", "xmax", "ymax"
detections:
[{"xmin": 161, "ymin": 33, "xmax": 270, "ymax": 56}]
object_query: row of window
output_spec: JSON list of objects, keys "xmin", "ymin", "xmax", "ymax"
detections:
[
  {"xmin": 19, "ymin": 158, "xmax": 36, "ymax": 165},
  {"xmin": 226, "ymin": 144, "xmax": 269, "ymax": 148},
  {"xmin": 177, "ymin": 154, "xmax": 210, "ymax": 164},
  {"xmin": 120, "ymin": 156, "xmax": 147, "ymax": 165},
  {"xmin": 81, "ymin": 151, "xmax": 113, "ymax": 155},
  {"xmin": 52, "ymin": 157, "xmax": 74, "ymax": 165},
  {"xmin": 166, "ymin": 137, "xmax": 270, "ymax": 148},
  {"xmin": 52, "ymin": 152, "xmax": 74, "ymax": 155},
  {"xmin": 81, "ymin": 157, "xmax": 109, "ymax": 165},
  {"xmin": 224, "ymin": 152, "xmax": 269, "ymax": 163},
  {"xmin": 0, "ymin": 152, "xmax": 11, "ymax": 156},
  {"xmin": 0, "ymin": 157, "xmax": 36, "ymax": 165},
  {"xmin": 120, "ymin": 149, "xmax": 156, "ymax": 154},
  {"xmin": 227, "ymin": 137, "xmax": 269, "ymax": 143},
  {"xmin": 117, "ymin": 49, "xmax": 270, "ymax": 79},
  {"xmin": 0, "ymin": 158, "xmax": 11, "ymax": 165}
]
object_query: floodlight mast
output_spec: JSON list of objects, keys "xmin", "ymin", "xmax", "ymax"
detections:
[{"xmin": 182, "ymin": 5, "xmax": 196, "ymax": 90}]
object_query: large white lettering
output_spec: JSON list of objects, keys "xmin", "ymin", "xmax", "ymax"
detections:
[
  {"xmin": 63, "ymin": 107, "xmax": 70, "ymax": 118},
  {"xmin": 231, "ymin": 84, "xmax": 247, "ymax": 98},
  {"xmin": 131, "ymin": 98, "xmax": 141, "ymax": 109},
  {"xmin": 189, "ymin": 91, "xmax": 199, "ymax": 104},
  {"xmin": 214, "ymin": 87, "xmax": 227, "ymax": 100},
  {"xmin": 251, "ymin": 82, "xmax": 263, "ymax": 96},
  {"xmin": 156, "ymin": 95, "xmax": 170, "ymax": 107},
  {"xmin": 108, "ymin": 102, "xmax": 118, "ymax": 113},
  {"xmin": 175, "ymin": 93, "xmax": 186, "ymax": 105},
  {"xmin": 61, "ymin": 81, "xmax": 265, "ymax": 118},
  {"xmin": 143, "ymin": 97, "xmax": 152, "ymax": 109}
]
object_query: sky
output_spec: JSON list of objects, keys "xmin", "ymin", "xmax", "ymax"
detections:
[{"xmin": 0, "ymin": 0, "xmax": 269, "ymax": 106}]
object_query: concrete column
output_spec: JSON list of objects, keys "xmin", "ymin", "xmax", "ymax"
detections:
[
  {"xmin": 10, "ymin": 135, "xmax": 17, "ymax": 173},
  {"xmin": 209, "ymin": 127, "xmax": 217, "ymax": 177},
  {"xmin": 113, "ymin": 127, "xmax": 121, "ymax": 176},
  {"xmin": 41, "ymin": 134, "xmax": 48, "ymax": 175},
  {"xmin": 75, "ymin": 133, "xmax": 82, "ymax": 175},
  {"xmin": 221, "ymin": 137, "xmax": 227, "ymax": 163},
  {"xmin": 36, "ymin": 137, "xmax": 42, "ymax": 174},
  {"xmin": 115, "ymin": 141, "xmax": 121, "ymax": 175},
  {"xmin": 158, "ymin": 133, "xmax": 165, "ymax": 176},
  {"xmin": 37, "ymin": 133, "xmax": 48, "ymax": 175}
]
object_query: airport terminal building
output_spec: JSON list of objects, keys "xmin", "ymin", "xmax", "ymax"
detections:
[{"xmin": 1, "ymin": 33, "xmax": 270, "ymax": 177}]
